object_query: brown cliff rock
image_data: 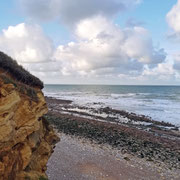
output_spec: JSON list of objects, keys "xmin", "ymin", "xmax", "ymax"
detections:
[{"xmin": 0, "ymin": 73, "xmax": 59, "ymax": 180}]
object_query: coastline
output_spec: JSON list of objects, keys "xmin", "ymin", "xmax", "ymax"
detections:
[{"xmin": 45, "ymin": 97, "xmax": 180, "ymax": 179}]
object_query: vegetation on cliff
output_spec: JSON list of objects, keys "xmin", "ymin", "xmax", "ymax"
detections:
[{"xmin": 0, "ymin": 51, "xmax": 43, "ymax": 89}]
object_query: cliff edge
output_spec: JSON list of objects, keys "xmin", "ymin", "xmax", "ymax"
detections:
[{"xmin": 0, "ymin": 52, "xmax": 59, "ymax": 180}]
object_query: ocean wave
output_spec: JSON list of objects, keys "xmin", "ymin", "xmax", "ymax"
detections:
[
  {"xmin": 43, "ymin": 86, "xmax": 180, "ymax": 126},
  {"xmin": 110, "ymin": 93, "xmax": 137, "ymax": 98}
]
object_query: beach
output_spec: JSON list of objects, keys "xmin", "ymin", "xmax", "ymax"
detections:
[
  {"xmin": 47, "ymin": 133, "xmax": 179, "ymax": 180},
  {"xmin": 45, "ymin": 97, "xmax": 180, "ymax": 180}
]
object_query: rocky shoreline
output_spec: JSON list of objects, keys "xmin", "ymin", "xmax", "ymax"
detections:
[{"xmin": 45, "ymin": 97, "xmax": 180, "ymax": 169}]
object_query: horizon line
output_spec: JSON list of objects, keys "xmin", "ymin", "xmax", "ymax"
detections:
[{"xmin": 44, "ymin": 84, "xmax": 180, "ymax": 86}]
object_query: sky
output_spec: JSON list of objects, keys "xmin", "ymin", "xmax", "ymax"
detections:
[{"xmin": 0, "ymin": 0, "xmax": 180, "ymax": 85}]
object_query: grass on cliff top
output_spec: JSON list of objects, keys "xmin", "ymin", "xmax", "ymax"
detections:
[
  {"xmin": 0, "ymin": 51, "xmax": 43, "ymax": 89},
  {"xmin": 0, "ymin": 74, "xmax": 39, "ymax": 102}
]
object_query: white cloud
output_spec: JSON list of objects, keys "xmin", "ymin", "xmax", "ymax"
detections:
[
  {"xmin": 54, "ymin": 16, "xmax": 166, "ymax": 76},
  {"xmin": 140, "ymin": 63, "xmax": 178, "ymax": 83},
  {"xmin": 0, "ymin": 18, "xmax": 170, "ymax": 84},
  {"xmin": 21, "ymin": 61, "xmax": 61, "ymax": 72},
  {"xmin": 19, "ymin": 0, "xmax": 141, "ymax": 25},
  {"xmin": 0, "ymin": 23, "xmax": 53, "ymax": 63},
  {"xmin": 166, "ymin": 0, "xmax": 180, "ymax": 38},
  {"xmin": 143, "ymin": 63, "xmax": 174, "ymax": 77},
  {"xmin": 1, "ymin": 0, "xmax": 176, "ymax": 84}
]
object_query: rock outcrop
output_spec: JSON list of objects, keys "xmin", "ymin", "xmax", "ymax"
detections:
[{"xmin": 0, "ymin": 65, "xmax": 59, "ymax": 179}]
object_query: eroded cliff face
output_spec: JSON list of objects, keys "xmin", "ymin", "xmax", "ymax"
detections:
[{"xmin": 0, "ymin": 74, "xmax": 59, "ymax": 180}]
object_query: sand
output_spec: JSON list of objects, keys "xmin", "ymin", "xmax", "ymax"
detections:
[{"xmin": 47, "ymin": 133, "xmax": 180, "ymax": 180}]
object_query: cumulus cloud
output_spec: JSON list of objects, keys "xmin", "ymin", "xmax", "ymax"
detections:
[
  {"xmin": 21, "ymin": 61, "xmax": 61, "ymax": 72},
  {"xmin": 19, "ymin": 0, "xmax": 141, "ymax": 25},
  {"xmin": 0, "ymin": 23, "xmax": 53, "ymax": 63},
  {"xmin": 143, "ymin": 63, "xmax": 174, "ymax": 77},
  {"xmin": 0, "ymin": 0, "xmax": 173, "ymax": 84},
  {"xmin": 54, "ymin": 16, "xmax": 166, "ymax": 76},
  {"xmin": 166, "ymin": 0, "xmax": 180, "ymax": 38},
  {"xmin": 0, "ymin": 18, "xmax": 168, "ymax": 83}
]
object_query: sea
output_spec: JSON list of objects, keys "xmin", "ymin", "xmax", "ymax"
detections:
[{"xmin": 43, "ymin": 85, "xmax": 180, "ymax": 127}]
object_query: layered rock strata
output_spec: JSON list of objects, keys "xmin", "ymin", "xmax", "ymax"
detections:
[{"xmin": 0, "ymin": 73, "xmax": 59, "ymax": 180}]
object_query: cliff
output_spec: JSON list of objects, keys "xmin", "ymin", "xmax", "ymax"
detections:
[{"xmin": 0, "ymin": 53, "xmax": 59, "ymax": 180}]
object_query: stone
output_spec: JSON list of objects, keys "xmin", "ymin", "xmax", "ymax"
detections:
[{"xmin": 0, "ymin": 73, "xmax": 59, "ymax": 180}]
